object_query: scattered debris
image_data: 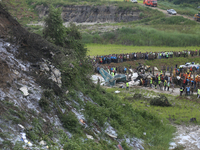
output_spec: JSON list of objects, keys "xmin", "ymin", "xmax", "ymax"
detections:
[
  {"xmin": 39, "ymin": 140, "xmax": 47, "ymax": 146},
  {"xmin": 18, "ymin": 124, "xmax": 25, "ymax": 130},
  {"xmin": 86, "ymin": 134, "xmax": 94, "ymax": 140},
  {"xmin": 115, "ymin": 90, "xmax": 120, "ymax": 93},
  {"xmin": 117, "ymin": 144, "xmax": 124, "ymax": 150},
  {"xmin": 107, "ymin": 133, "xmax": 117, "ymax": 138}
]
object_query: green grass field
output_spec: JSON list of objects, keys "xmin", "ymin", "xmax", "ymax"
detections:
[
  {"xmin": 106, "ymin": 87, "xmax": 200, "ymax": 125},
  {"xmin": 86, "ymin": 44, "xmax": 200, "ymax": 56}
]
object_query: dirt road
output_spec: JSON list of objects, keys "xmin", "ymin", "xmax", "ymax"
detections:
[{"xmin": 138, "ymin": 3, "xmax": 195, "ymax": 21}]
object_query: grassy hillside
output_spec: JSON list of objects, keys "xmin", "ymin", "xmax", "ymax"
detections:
[
  {"xmin": 158, "ymin": 1, "xmax": 200, "ymax": 17},
  {"xmin": 1, "ymin": 0, "xmax": 38, "ymax": 24}
]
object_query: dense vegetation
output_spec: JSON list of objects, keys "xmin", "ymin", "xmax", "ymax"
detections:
[{"xmin": 82, "ymin": 25, "xmax": 200, "ymax": 47}]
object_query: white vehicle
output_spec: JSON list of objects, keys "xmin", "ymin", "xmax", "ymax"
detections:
[
  {"xmin": 167, "ymin": 9, "xmax": 177, "ymax": 15},
  {"xmin": 131, "ymin": 0, "xmax": 138, "ymax": 3},
  {"xmin": 179, "ymin": 62, "xmax": 200, "ymax": 69}
]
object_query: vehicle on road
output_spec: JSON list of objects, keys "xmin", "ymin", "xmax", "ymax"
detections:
[
  {"xmin": 167, "ymin": 9, "xmax": 177, "ymax": 15},
  {"xmin": 131, "ymin": 0, "xmax": 138, "ymax": 3},
  {"xmin": 179, "ymin": 62, "xmax": 200, "ymax": 69},
  {"xmin": 143, "ymin": 0, "xmax": 157, "ymax": 7},
  {"xmin": 194, "ymin": 12, "xmax": 200, "ymax": 21}
]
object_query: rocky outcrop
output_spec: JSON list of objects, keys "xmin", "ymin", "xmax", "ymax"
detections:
[{"xmin": 35, "ymin": 5, "xmax": 141, "ymax": 23}]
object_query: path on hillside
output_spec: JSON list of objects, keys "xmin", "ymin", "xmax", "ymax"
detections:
[{"xmin": 138, "ymin": 3, "xmax": 196, "ymax": 21}]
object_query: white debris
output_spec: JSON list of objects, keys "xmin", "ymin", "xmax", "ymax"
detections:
[
  {"xmin": 40, "ymin": 140, "xmax": 47, "ymax": 146},
  {"xmin": 177, "ymin": 76, "xmax": 181, "ymax": 80},
  {"xmin": 86, "ymin": 134, "xmax": 94, "ymax": 140},
  {"xmin": 66, "ymin": 90, "xmax": 69, "ymax": 94},
  {"xmin": 18, "ymin": 124, "xmax": 25, "ymax": 130},
  {"xmin": 19, "ymin": 86, "xmax": 29, "ymax": 96},
  {"xmin": 154, "ymin": 67, "xmax": 158, "ymax": 71},
  {"xmin": 143, "ymin": 132, "xmax": 146, "ymax": 136},
  {"xmin": 114, "ymin": 90, "xmax": 120, "ymax": 94},
  {"xmin": 107, "ymin": 133, "xmax": 117, "ymax": 138},
  {"xmin": 128, "ymin": 80, "xmax": 140, "ymax": 86},
  {"xmin": 28, "ymin": 141, "xmax": 33, "ymax": 147},
  {"xmin": 131, "ymin": 73, "xmax": 138, "ymax": 81},
  {"xmin": 91, "ymin": 75, "xmax": 105, "ymax": 85}
]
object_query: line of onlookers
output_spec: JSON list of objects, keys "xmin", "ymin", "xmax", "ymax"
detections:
[{"xmin": 90, "ymin": 50, "xmax": 200, "ymax": 64}]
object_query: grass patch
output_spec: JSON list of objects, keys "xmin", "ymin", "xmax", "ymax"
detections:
[
  {"xmin": 106, "ymin": 87, "xmax": 200, "ymax": 125},
  {"xmin": 86, "ymin": 44, "xmax": 200, "ymax": 56}
]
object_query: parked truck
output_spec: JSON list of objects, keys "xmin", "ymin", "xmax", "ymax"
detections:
[
  {"xmin": 143, "ymin": 0, "xmax": 157, "ymax": 7},
  {"xmin": 194, "ymin": 12, "xmax": 200, "ymax": 21}
]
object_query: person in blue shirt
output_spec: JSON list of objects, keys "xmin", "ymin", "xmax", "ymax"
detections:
[
  {"xmin": 186, "ymin": 86, "xmax": 190, "ymax": 96},
  {"xmin": 124, "ymin": 67, "xmax": 127, "ymax": 74}
]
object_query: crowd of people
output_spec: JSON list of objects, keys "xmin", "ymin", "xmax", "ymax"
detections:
[
  {"xmin": 91, "ymin": 49, "xmax": 200, "ymax": 64},
  {"xmin": 92, "ymin": 49, "xmax": 200, "ymax": 98}
]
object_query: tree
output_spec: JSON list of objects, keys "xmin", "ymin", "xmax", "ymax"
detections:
[{"xmin": 43, "ymin": 5, "xmax": 65, "ymax": 46}]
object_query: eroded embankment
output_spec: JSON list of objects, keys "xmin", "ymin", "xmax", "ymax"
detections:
[{"xmin": 35, "ymin": 4, "xmax": 141, "ymax": 23}]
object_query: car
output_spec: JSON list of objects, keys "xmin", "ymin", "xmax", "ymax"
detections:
[
  {"xmin": 167, "ymin": 9, "xmax": 177, "ymax": 15},
  {"xmin": 131, "ymin": 0, "xmax": 138, "ymax": 3}
]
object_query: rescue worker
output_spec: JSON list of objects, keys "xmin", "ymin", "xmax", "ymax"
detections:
[
  {"xmin": 111, "ymin": 71, "xmax": 114, "ymax": 77},
  {"xmin": 126, "ymin": 82, "xmax": 129, "ymax": 90},
  {"xmin": 158, "ymin": 75, "xmax": 161, "ymax": 89},
  {"xmin": 164, "ymin": 80, "xmax": 167, "ymax": 91},
  {"xmin": 180, "ymin": 86, "xmax": 183, "ymax": 96},
  {"xmin": 150, "ymin": 78, "xmax": 153, "ymax": 88},
  {"xmin": 113, "ymin": 67, "xmax": 116, "ymax": 75},
  {"xmin": 107, "ymin": 68, "xmax": 110, "ymax": 74},
  {"xmin": 198, "ymin": 88, "xmax": 200, "ymax": 98}
]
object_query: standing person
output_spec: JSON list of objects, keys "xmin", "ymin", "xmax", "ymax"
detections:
[
  {"xmin": 126, "ymin": 82, "xmax": 129, "ymax": 91},
  {"xmin": 167, "ymin": 81, "xmax": 170, "ymax": 91},
  {"xmin": 111, "ymin": 71, "xmax": 114, "ymax": 77},
  {"xmin": 186, "ymin": 86, "xmax": 190, "ymax": 96},
  {"xmin": 124, "ymin": 67, "xmax": 127, "ymax": 74},
  {"xmin": 164, "ymin": 80, "xmax": 167, "ymax": 91},
  {"xmin": 154, "ymin": 79, "xmax": 157, "ymax": 89},
  {"xmin": 180, "ymin": 86, "xmax": 183, "ymax": 96},
  {"xmin": 197, "ymin": 88, "xmax": 200, "ymax": 98},
  {"xmin": 150, "ymin": 78, "xmax": 153, "ymax": 88}
]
